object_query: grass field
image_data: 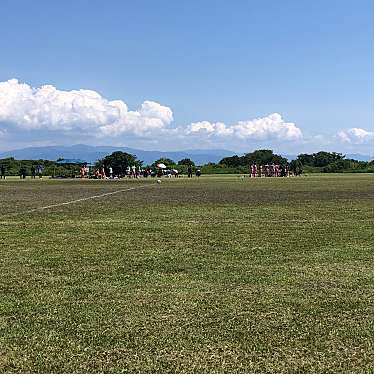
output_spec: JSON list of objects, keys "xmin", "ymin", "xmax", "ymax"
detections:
[{"xmin": 0, "ymin": 175, "xmax": 373, "ymax": 373}]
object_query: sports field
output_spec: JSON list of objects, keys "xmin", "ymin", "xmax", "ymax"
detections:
[{"xmin": 1, "ymin": 175, "xmax": 373, "ymax": 373}]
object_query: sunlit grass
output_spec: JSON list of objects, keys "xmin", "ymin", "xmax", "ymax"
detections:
[{"xmin": 1, "ymin": 175, "xmax": 373, "ymax": 372}]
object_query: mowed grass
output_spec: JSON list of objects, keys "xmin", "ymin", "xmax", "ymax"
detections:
[{"xmin": 0, "ymin": 175, "xmax": 373, "ymax": 373}]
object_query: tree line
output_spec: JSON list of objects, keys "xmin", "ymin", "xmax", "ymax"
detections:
[
  {"xmin": 1, "ymin": 149, "xmax": 373, "ymax": 177},
  {"xmin": 217, "ymin": 150, "xmax": 374, "ymax": 173}
]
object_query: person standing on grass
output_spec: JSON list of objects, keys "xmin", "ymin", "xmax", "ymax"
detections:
[
  {"xmin": 187, "ymin": 165, "xmax": 193, "ymax": 178},
  {"xmin": 285, "ymin": 164, "xmax": 290, "ymax": 177},
  {"xmin": 250, "ymin": 163, "xmax": 257, "ymax": 178},
  {"xmin": 19, "ymin": 166, "xmax": 27, "ymax": 179},
  {"xmin": 37, "ymin": 165, "xmax": 43, "ymax": 179},
  {"xmin": 31, "ymin": 165, "xmax": 36, "ymax": 179},
  {"xmin": 0, "ymin": 165, "xmax": 5, "ymax": 179}
]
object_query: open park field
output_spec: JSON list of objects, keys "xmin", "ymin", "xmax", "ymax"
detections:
[{"xmin": 0, "ymin": 175, "xmax": 373, "ymax": 373}]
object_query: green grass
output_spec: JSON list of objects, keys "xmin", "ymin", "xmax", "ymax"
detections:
[{"xmin": 0, "ymin": 175, "xmax": 373, "ymax": 373}]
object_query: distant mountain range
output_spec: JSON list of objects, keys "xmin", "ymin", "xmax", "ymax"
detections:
[
  {"xmin": 0, "ymin": 144, "xmax": 236, "ymax": 165},
  {"xmin": 0, "ymin": 145, "xmax": 372, "ymax": 164},
  {"xmin": 345, "ymin": 153, "xmax": 373, "ymax": 162},
  {"xmin": 282, "ymin": 154, "xmax": 373, "ymax": 162}
]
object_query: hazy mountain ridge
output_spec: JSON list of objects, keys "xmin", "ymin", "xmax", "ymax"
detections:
[
  {"xmin": 280, "ymin": 154, "xmax": 373, "ymax": 162},
  {"xmin": 0, "ymin": 145, "xmax": 371, "ymax": 164},
  {"xmin": 345, "ymin": 153, "xmax": 373, "ymax": 162},
  {"xmin": 0, "ymin": 144, "xmax": 236, "ymax": 165}
]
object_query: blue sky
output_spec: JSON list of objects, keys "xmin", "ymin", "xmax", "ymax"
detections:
[{"xmin": 1, "ymin": 0, "xmax": 374, "ymax": 154}]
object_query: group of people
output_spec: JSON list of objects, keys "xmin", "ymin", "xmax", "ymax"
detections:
[
  {"xmin": 1, "ymin": 162, "xmax": 303, "ymax": 180},
  {"xmin": 20, "ymin": 165, "xmax": 43, "ymax": 179},
  {"xmin": 0, "ymin": 165, "xmax": 44, "ymax": 179},
  {"xmin": 79, "ymin": 165, "xmax": 91, "ymax": 178},
  {"xmin": 81, "ymin": 165, "xmax": 148, "ymax": 179},
  {"xmin": 0, "ymin": 165, "xmax": 5, "ymax": 179},
  {"xmin": 30, "ymin": 165, "xmax": 44, "ymax": 179},
  {"xmin": 79, "ymin": 164, "xmax": 202, "ymax": 179},
  {"xmin": 249, "ymin": 163, "xmax": 302, "ymax": 177}
]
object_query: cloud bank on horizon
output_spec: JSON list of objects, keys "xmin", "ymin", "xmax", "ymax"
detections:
[
  {"xmin": 338, "ymin": 128, "xmax": 374, "ymax": 144},
  {"xmin": 0, "ymin": 79, "xmax": 173, "ymax": 135},
  {"xmin": 0, "ymin": 79, "xmax": 372, "ymax": 152},
  {"xmin": 0, "ymin": 79, "xmax": 300, "ymax": 142},
  {"xmin": 187, "ymin": 114, "xmax": 302, "ymax": 141}
]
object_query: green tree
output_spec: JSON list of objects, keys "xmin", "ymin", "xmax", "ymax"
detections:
[
  {"xmin": 297, "ymin": 153, "xmax": 314, "ymax": 166},
  {"xmin": 314, "ymin": 152, "xmax": 344, "ymax": 167},
  {"xmin": 290, "ymin": 159, "xmax": 303, "ymax": 175},
  {"xmin": 297, "ymin": 152, "xmax": 344, "ymax": 167},
  {"xmin": 178, "ymin": 158, "xmax": 195, "ymax": 166},
  {"xmin": 152, "ymin": 158, "xmax": 175, "ymax": 168},
  {"xmin": 97, "ymin": 151, "xmax": 141, "ymax": 175},
  {"xmin": 219, "ymin": 155, "xmax": 241, "ymax": 167},
  {"xmin": 219, "ymin": 150, "xmax": 287, "ymax": 167},
  {"xmin": 242, "ymin": 149, "xmax": 287, "ymax": 165}
]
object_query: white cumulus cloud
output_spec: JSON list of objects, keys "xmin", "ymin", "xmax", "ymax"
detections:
[
  {"xmin": 99, "ymin": 101, "xmax": 173, "ymax": 136},
  {"xmin": 0, "ymin": 79, "xmax": 304, "ymax": 147},
  {"xmin": 187, "ymin": 113, "xmax": 302, "ymax": 141},
  {"xmin": 188, "ymin": 121, "xmax": 233, "ymax": 136},
  {"xmin": 0, "ymin": 79, "xmax": 173, "ymax": 135},
  {"xmin": 338, "ymin": 128, "xmax": 374, "ymax": 144}
]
